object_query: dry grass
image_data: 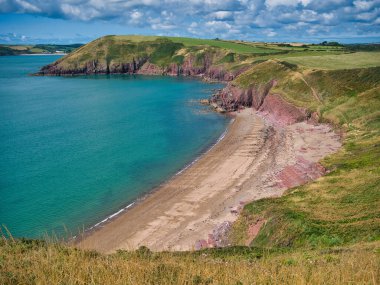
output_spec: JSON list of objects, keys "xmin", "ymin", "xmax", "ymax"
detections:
[{"xmin": 1, "ymin": 237, "xmax": 379, "ymax": 285}]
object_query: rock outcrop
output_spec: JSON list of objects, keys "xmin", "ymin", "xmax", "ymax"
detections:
[
  {"xmin": 210, "ymin": 80, "xmax": 320, "ymax": 126},
  {"xmin": 38, "ymin": 57, "xmax": 242, "ymax": 82},
  {"xmin": 211, "ymin": 80, "xmax": 276, "ymax": 112},
  {"xmin": 38, "ymin": 57, "xmax": 148, "ymax": 76}
]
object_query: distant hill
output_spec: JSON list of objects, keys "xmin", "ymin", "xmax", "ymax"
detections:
[
  {"xmin": 0, "ymin": 44, "xmax": 83, "ymax": 56},
  {"xmin": 36, "ymin": 35, "xmax": 380, "ymax": 77}
]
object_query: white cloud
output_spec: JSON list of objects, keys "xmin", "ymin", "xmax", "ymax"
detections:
[
  {"xmin": 14, "ymin": 0, "xmax": 41, "ymax": 13},
  {"xmin": 209, "ymin": 11, "xmax": 233, "ymax": 20},
  {"xmin": 300, "ymin": 9, "xmax": 318, "ymax": 22},
  {"xmin": 129, "ymin": 10, "xmax": 143, "ymax": 25},
  {"xmin": 1, "ymin": 0, "xmax": 379, "ymax": 42},
  {"xmin": 265, "ymin": 0, "xmax": 311, "ymax": 9},
  {"xmin": 205, "ymin": 20, "xmax": 232, "ymax": 31},
  {"xmin": 354, "ymin": 0, "xmax": 375, "ymax": 11},
  {"xmin": 356, "ymin": 9, "xmax": 379, "ymax": 21}
]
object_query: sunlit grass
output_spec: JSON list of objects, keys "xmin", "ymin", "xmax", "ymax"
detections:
[
  {"xmin": 1, "ymin": 235, "xmax": 378, "ymax": 285},
  {"xmin": 230, "ymin": 61, "xmax": 380, "ymax": 251},
  {"xmin": 280, "ymin": 52, "xmax": 380, "ymax": 69}
]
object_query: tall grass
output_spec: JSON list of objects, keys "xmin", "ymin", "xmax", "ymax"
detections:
[{"xmin": 1, "ymin": 234, "xmax": 378, "ymax": 285}]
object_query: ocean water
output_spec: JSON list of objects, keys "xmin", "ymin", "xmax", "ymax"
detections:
[{"xmin": 0, "ymin": 55, "xmax": 229, "ymax": 238}]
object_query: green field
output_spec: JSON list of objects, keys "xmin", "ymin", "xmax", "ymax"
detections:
[
  {"xmin": 168, "ymin": 37, "xmax": 278, "ymax": 54},
  {"xmin": 280, "ymin": 52, "xmax": 380, "ymax": 69},
  {"xmin": 108, "ymin": 35, "xmax": 279, "ymax": 54}
]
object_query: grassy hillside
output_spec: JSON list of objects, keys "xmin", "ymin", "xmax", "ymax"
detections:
[
  {"xmin": 280, "ymin": 52, "xmax": 380, "ymax": 69},
  {"xmin": 111, "ymin": 35, "xmax": 278, "ymax": 54},
  {"xmin": 40, "ymin": 35, "xmax": 273, "ymax": 73},
  {"xmin": 1, "ymin": 237, "xmax": 378, "ymax": 284},
  {"xmin": 38, "ymin": 35, "xmax": 380, "ymax": 75},
  {"xmin": 2, "ymin": 36, "xmax": 380, "ymax": 283},
  {"xmin": 0, "ymin": 44, "xmax": 83, "ymax": 56},
  {"xmin": 229, "ymin": 61, "xmax": 380, "ymax": 250}
]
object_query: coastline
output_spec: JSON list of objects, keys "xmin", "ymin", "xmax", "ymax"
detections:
[
  {"xmin": 19, "ymin": 53, "xmax": 67, "ymax": 56},
  {"xmin": 74, "ymin": 116, "xmax": 234, "ymax": 239},
  {"xmin": 77, "ymin": 107, "xmax": 341, "ymax": 253}
]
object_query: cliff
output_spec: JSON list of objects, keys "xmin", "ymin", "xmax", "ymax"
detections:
[
  {"xmin": 211, "ymin": 60, "xmax": 380, "ymax": 123},
  {"xmin": 36, "ymin": 36, "xmax": 253, "ymax": 81}
]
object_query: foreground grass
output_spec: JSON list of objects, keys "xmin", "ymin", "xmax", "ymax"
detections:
[{"xmin": 1, "ymin": 238, "xmax": 378, "ymax": 284}]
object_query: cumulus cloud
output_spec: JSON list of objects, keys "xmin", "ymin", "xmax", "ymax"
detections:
[
  {"xmin": 209, "ymin": 11, "xmax": 233, "ymax": 20},
  {"xmin": 0, "ymin": 0, "xmax": 379, "ymax": 42}
]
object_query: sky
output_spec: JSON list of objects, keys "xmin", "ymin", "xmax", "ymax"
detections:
[{"xmin": 0, "ymin": 0, "xmax": 379, "ymax": 44}]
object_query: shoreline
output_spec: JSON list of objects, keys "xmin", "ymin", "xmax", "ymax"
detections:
[
  {"xmin": 73, "ymin": 116, "xmax": 235, "ymax": 240},
  {"xmin": 19, "ymin": 53, "xmax": 67, "ymax": 56},
  {"xmin": 77, "ymin": 107, "xmax": 341, "ymax": 253}
]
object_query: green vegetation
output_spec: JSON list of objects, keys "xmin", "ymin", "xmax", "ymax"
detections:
[
  {"xmin": 44, "ymin": 36, "xmax": 255, "ymax": 72},
  {"xmin": 0, "ymin": 44, "xmax": 83, "ymax": 56},
  {"xmin": 149, "ymin": 39, "xmax": 184, "ymax": 66},
  {"xmin": 4, "ymin": 35, "xmax": 380, "ymax": 283},
  {"xmin": 1, "ymin": 236, "xmax": 378, "ymax": 284},
  {"xmin": 167, "ymin": 37, "xmax": 278, "ymax": 54},
  {"xmin": 230, "ymin": 60, "xmax": 380, "ymax": 252},
  {"xmin": 346, "ymin": 43, "xmax": 380, "ymax": 52},
  {"xmin": 39, "ymin": 35, "xmax": 380, "ymax": 74},
  {"xmin": 112, "ymin": 35, "xmax": 279, "ymax": 54},
  {"xmin": 280, "ymin": 52, "xmax": 380, "ymax": 69}
]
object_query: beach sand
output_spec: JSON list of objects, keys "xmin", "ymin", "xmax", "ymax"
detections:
[{"xmin": 77, "ymin": 108, "xmax": 341, "ymax": 253}]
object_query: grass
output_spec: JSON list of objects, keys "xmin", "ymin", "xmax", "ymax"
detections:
[
  {"xmin": 168, "ymin": 37, "xmax": 278, "ymax": 54},
  {"xmin": 230, "ymin": 61, "xmax": 380, "ymax": 251},
  {"xmin": 280, "ymin": 52, "xmax": 380, "ymax": 69},
  {"xmin": 41, "ymin": 35, "xmax": 380, "ymax": 76},
  {"xmin": 105, "ymin": 35, "xmax": 279, "ymax": 54},
  {"xmin": 1, "ymin": 237, "xmax": 378, "ymax": 284},
  {"xmin": 48, "ymin": 36, "xmax": 247, "ymax": 72}
]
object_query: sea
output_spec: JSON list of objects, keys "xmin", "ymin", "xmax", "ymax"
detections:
[{"xmin": 0, "ymin": 55, "xmax": 230, "ymax": 238}]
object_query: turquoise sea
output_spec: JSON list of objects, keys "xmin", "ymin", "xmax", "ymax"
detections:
[{"xmin": 0, "ymin": 55, "xmax": 229, "ymax": 238}]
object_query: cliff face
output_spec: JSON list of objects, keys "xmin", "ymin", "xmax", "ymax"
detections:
[
  {"xmin": 37, "ymin": 51, "xmax": 240, "ymax": 82},
  {"xmin": 39, "ymin": 57, "xmax": 148, "ymax": 75},
  {"xmin": 211, "ymin": 76, "xmax": 314, "ymax": 126},
  {"xmin": 211, "ymin": 80, "xmax": 275, "ymax": 111},
  {"xmin": 35, "ymin": 36, "xmax": 253, "ymax": 82}
]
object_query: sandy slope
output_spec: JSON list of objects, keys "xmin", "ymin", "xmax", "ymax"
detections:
[{"xmin": 77, "ymin": 108, "xmax": 341, "ymax": 253}]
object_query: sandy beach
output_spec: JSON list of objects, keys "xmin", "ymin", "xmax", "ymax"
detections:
[{"xmin": 77, "ymin": 108, "xmax": 341, "ymax": 253}]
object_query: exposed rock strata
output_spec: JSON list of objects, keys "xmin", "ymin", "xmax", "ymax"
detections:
[
  {"xmin": 38, "ymin": 57, "xmax": 148, "ymax": 76},
  {"xmin": 36, "ymin": 53, "xmax": 247, "ymax": 82}
]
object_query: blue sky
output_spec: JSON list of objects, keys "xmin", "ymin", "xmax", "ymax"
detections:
[{"xmin": 0, "ymin": 0, "xmax": 379, "ymax": 44}]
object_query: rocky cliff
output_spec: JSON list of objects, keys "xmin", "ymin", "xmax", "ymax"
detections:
[{"xmin": 36, "ymin": 36, "xmax": 249, "ymax": 82}]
